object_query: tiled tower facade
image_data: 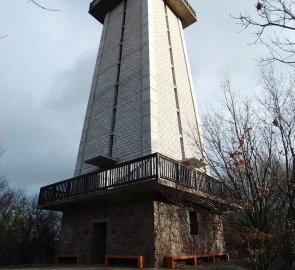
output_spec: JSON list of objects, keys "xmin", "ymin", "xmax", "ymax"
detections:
[{"xmin": 74, "ymin": 0, "xmax": 203, "ymax": 176}]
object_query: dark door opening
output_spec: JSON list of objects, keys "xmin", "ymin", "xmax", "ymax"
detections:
[{"xmin": 91, "ymin": 222, "xmax": 107, "ymax": 264}]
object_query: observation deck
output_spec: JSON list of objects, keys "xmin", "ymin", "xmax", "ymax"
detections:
[
  {"xmin": 38, "ymin": 153, "xmax": 226, "ymax": 211},
  {"xmin": 89, "ymin": 0, "xmax": 197, "ymax": 28}
]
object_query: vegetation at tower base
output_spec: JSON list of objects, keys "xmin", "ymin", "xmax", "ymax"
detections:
[
  {"xmin": 234, "ymin": 0, "xmax": 295, "ymax": 65},
  {"xmin": 0, "ymin": 153, "xmax": 61, "ymax": 266},
  {"xmin": 193, "ymin": 68, "xmax": 295, "ymax": 270}
]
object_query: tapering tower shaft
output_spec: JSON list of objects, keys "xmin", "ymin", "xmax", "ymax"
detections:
[{"xmin": 75, "ymin": 0, "xmax": 202, "ymax": 176}]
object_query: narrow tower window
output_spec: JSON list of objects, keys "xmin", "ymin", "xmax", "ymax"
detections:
[{"xmin": 189, "ymin": 211, "xmax": 198, "ymax": 235}]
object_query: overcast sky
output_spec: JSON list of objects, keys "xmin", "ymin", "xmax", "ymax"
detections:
[{"xmin": 0, "ymin": 0, "xmax": 266, "ymax": 194}]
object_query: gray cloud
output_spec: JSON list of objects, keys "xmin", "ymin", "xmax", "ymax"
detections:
[
  {"xmin": 0, "ymin": 52, "xmax": 95, "ymax": 194},
  {"xmin": 46, "ymin": 55, "xmax": 95, "ymax": 113}
]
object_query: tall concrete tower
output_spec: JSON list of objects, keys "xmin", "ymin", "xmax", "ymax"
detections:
[
  {"xmin": 38, "ymin": 0, "xmax": 227, "ymax": 268},
  {"xmin": 74, "ymin": 0, "xmax": 204, "ymax": 176}
]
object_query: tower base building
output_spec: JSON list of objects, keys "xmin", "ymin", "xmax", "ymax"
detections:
[
  {"xmin": 40, "ymin": 155, "xmax": 226, "ymax": 267},
  {"xmin": 58, "ymin": 189, "xmax": 225, "ymax": 267},
  {"xmin": 38, "ymin": 0, "xmax": 227, "ymax": 267}
]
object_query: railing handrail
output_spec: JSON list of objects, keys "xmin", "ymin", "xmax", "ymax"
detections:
[{"xmin": 41, "ymin": 153, "xmax": 158, "ymax": 190}]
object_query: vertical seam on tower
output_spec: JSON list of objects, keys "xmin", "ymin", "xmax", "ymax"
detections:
[
  {"xmin": 109, "ymin": 0, "xmax": 128, "ymax": 157},
  {"xmin": 177, "ymin": 19, "xmax": 205, "ymax": 159},
  {"xmin": 164, "ymin": 3, "xmax": 185, "ymax": 160},
  {"xmin": 77, "ymin": 12, "xmax": 110, "ymax": 175}
]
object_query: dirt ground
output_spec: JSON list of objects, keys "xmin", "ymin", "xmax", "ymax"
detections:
[{"xmin": 0, "ymin": 260, "xmax": 252, "ymax": 270}]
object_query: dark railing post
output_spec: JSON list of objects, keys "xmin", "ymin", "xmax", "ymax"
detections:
[
  {"xmin": 84, "ymin": 175, "xmax": 89, "ymax": 194},
  {"xmin": 51, "ymin": 184, "xmax": 56, "ymax": 202},
  {"xmin": 66, "ymin": 180, "xmax": 71, "ymax": 197},
  {"xmin": 149, "ymin": 155, "xmax": 153, "ymax": 178},
  {"xmin": 128, "ymin": 163, "xmax": 131, "ymax": 183},
  {"xmin": 176, "ymin": 162, "xmax": 180, "ymax": 183},
  {"xmin": 194, "ymin": 171, "xmax": 197, "ymax": 189},
  {"xmin": 209, "ymin": 178, "xmax": 212, "ymax": 194},
  {"xmin": 104, "ymin": 171, "xmax": 108, "ymax": 187},
  {"xmin": 156, "ymin": 153, "xmax": 160, "ymax": 180}
]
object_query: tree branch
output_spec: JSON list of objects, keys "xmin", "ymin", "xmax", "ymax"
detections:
[
  {"xmin": 28, "ymin": 0, "xmax": 61, "ymax": 12},
  {"xmin": 234, "ymin": 0, "xmax": 295, "ymax": 65},
  {"xmin": 0, "ymin": 35, "xmax": 9, "ymax": 40}
]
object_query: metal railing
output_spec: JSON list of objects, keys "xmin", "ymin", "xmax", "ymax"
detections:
[{"xmin": 38, "ymin": 153, "xmax": 223, "ymax": 205}]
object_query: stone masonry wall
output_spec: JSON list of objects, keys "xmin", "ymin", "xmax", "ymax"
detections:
[
  {"xmin": 153, "ymin": 201, "xmax": 225, "ymax": 267},
  {"xmin": 58, "ymin": 198, "xmax": 225, "ymax": 268},
  {"xmin": 59, "ymin": 200, "xmax": 154, "ymax": 266}
]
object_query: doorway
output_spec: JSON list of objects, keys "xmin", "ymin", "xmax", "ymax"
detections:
[{"xmin": 91, "ymin": 222, "xmax": 107, "ymax": 264}]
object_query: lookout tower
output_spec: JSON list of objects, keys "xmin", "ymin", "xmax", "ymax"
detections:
[
  {"xmin": 38, "ymin": 0, "xmax": 227, "ymax": 267},
  {"xmin": 75, "ymin": 0, "xmax": 203, "ymax": 176}
]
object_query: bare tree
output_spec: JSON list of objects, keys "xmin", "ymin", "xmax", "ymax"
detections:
[
  {"xmin": 259, "ymin": 68, "xmax": 295, "ymax": 269},
  {"xmin": 0, "ymin": 147, "xmax": 61, "ymax": 266},
  {"xmin": 195, "ymin": 70, "xmax": 294, "ymax": 269},
  {"xmin": 234, "ymin": 0, "xmax": 295, "ymax": 65}
]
